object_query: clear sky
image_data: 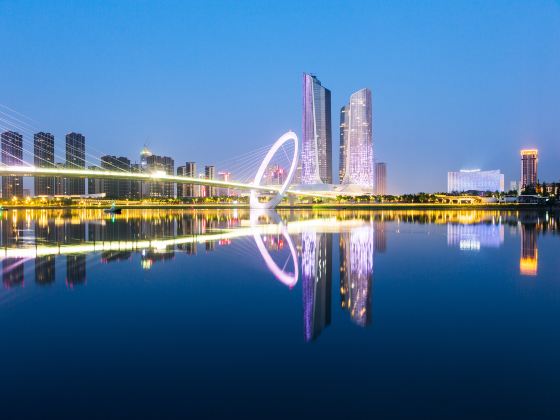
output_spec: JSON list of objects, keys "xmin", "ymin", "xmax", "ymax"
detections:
[{"xmin": 1, "ymin": 0, "xmax": 559, "ymax": 193}]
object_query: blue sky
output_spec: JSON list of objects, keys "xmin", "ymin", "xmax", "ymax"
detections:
[{"xmin": 1, "ymin": 0, "xmax": 559, "ymax": 193}]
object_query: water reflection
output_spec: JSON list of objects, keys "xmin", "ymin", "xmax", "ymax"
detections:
[
  {"xmin": 447, "ymin": 223, "xmax": 505, "ymax": 251},
  {"xmin": 340, "ymin": 226, "xmax": 374, "ymax": 327},
  {"xmin": 0, "ymin": 209, "xmax": 558, "ymax": 341}
]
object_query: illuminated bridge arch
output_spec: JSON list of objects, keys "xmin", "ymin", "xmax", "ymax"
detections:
[{"xmin": 250, "ymin": 131, "xmax": 299, "ymax": 209}]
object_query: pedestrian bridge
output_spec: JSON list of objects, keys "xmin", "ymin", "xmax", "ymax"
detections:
[{"xmin": 0, "ymin": 131, "xmax": 342, "ymax": 207}]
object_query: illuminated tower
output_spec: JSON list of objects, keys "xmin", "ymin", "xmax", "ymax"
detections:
[
  {"xmin": 301, "ymin": 73, "xmax": 332, "ymax": 184},
  {"xmin": 1, "ymin": 131, "xmax": 24, "ymax": 199},
  {"xmin": 520, "ymin": 149, "xmax": 538, "ymax": 190},
  {"xmin": 342, "ymin": 88, "xmax": 373, "ymax": 191},
  {"xmin": 34, "ymin": 132, "xmax": 56, "ymax": 196},
  {"xmin": 65, "ymin": 132, "xmax": 86, "ymax": 195}
]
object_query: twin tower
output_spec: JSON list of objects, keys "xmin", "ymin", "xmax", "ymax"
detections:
[{"xmin": 299, "ymin": 73, "xmax": 375, "ymax": 193}]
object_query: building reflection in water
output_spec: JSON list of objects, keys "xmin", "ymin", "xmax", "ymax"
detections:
[
  {"xmin": 447, "ymin": 222, "xmax": 504, "ymax": 251},
  {"xmin": 301, "ymin": 231, "xmax": 332, "ymax": 341},
  {"xmin": 3, "ymin": 258, "xmax": 25, "ymax": 288},
  {"xmin": 35, "ymin": 256, "xmax": 55, "ymax": 285},
  {"xmin": 340, "ymin": 226, "xmax": 374, "ymax": 327},
  {"xmin": 520, "ymin": 222, "xmax": 538, "ymax": 276}
]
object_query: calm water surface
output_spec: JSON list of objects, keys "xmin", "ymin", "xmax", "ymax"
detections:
[{"xmin": 0, "ymin": 209, "xmax": 559, "ymax": 419}]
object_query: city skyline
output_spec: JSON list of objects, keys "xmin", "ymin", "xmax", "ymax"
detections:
[{"xmin": 1, "ymin": 2, "xmax": 559, "ymax": 194}]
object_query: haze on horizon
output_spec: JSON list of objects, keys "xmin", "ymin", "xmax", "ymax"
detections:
[{"xmin": 1, "ymin": 0, "xmax": 559, "ymax": 194}]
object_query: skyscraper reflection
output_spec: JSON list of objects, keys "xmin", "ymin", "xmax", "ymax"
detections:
[
  {"xmin": 35, "ymin": 256, "xmax": 55, "ymax": 285},
  {"xmin": 340, "ymin": 226, "xmax": 374, "ymax": 327},
  {"xmin": 2, "ymin": 258, "xmax": 24, "ymax": 288},
  {"xmin": 520, "ymin": 222, "xmax": 538, "ymax": 276},
  {"xmin": 67, "ymin": 255, "xmax": 86, "ymax": 286},
  {"xmin": 302, "ymin": 231, "xmax": 332, "ymax": 341}
]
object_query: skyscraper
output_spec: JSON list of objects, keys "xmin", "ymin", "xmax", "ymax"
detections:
[
  {"xmin": 375, "ymin": 162, "xmax": 387, "ymax": 195},
  {"xmin": 301, "ymin": 73, "xmax": 332, "ymax": 184},
  {"xmin": 1, "ymin": 131, "xmax": 24, "ymax": 199},
  {"xmin": 34, "ymin": 132, "xmax": 56, "ymax": 196},
  {"xmin": 205, "ymin": 165, "xmax": 216, "ymax": 196},
  {"xmin": 520, "ymin": 149, "xmax": 538, "ymax": 191},
  {"xmin": 339, "ymin": 106, "xmax": 348, "ymax": 183},
  {"xmin": 65, "ymin": 132, "xmax": 86, "ymax": 195},
  {"xmin": 341, "ymin": 88, "xmax": 373, "ymax": 191}
]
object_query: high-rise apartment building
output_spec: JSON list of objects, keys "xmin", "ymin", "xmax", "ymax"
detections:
[
  {"xmin": 65, "ymin": 132, "xmax": 86, "ymax": 195},
  {"xmin": 341, "ymin": 88, "xmax": 373, "ymax": 191},
  {"xmin": 520, "ymin": 149, "xmax": 538, "ymax": 190},
  {"xmin": 301, "ymin": 73, "xmax": 332, "ymax": 184},
  {"xmin": 375, "ymin": 162, "xmax": 387, "ymax": 195},
  {"xmin": 100, "ymin": 155, "xmax": 131, "ymax": 198},
  {"xmin": 205, "ymin": 165, "xmax": 216, "ymax": 197},
  {"xmin": 177, "ymin": 164, "xmax": 199, "ymax": 198},
  {"xmin": 1, "ymin": 131, "xmax": 24, "ymax": 199},
  {"xmin": 145, "ymin": 154, "xmax": 174, "ymax": 198},
  {"xmin": 34, "ymin": 132, "xmax": 56, "ymax": 196}
]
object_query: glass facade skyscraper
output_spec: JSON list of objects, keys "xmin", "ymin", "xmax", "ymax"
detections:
[
  {"xmin": 301, "ymin": 73, "xmax": 332, "ymax": 184},
  {"xmin": 341, "ymin": 88, "xmax": 373, "ymax": 190}
]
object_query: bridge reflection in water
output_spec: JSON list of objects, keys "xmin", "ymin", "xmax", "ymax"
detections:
[{"xmin": 0, "ymin": 209, "xmax": 557, "ymax": 340}]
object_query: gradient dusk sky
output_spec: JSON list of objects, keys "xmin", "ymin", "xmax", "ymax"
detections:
[{"xmin": 1, "ymin": 0, "xmax": 559, "ymax": 193}]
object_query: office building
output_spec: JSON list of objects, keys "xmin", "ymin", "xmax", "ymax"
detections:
[
  {"xmin": 1, "ymin": 131, "xmax": 24, "ymax": 199},
  {"xmin": 301, "ymin": 73, "xmax": 332, "ymax": 184},
  {"xmin": 34, "ymin": 132, "xmax": 56, "ymax": 196},
  {"xmin": 341, "ymin": 88, "xmax": 374, "ymax": 191},
  {"xmin": 100, "ymin": 155, "xmax": 131, "ymax": 198},
  {"xmin": 65, "ymin": 132, "xmax": 86, "ymax": 195},
  {"xmin": 447, "ymin": 169, "xmax": 504, "ymax": 193},
  {"xmin": 520, "ymin": 149, "xmax": 538, "ymax": 190},
  {"xmin": 205, "ymin": 165, "xmax": 216, "ymax": 196},
  {"xmin": 375, "ymin": 162, "xmax": 387, "ymax": 195}
]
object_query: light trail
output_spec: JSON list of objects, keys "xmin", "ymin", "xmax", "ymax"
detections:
[{"xmin": 0, "ymin": 218, "xmax": 367, "ymax": 259}]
